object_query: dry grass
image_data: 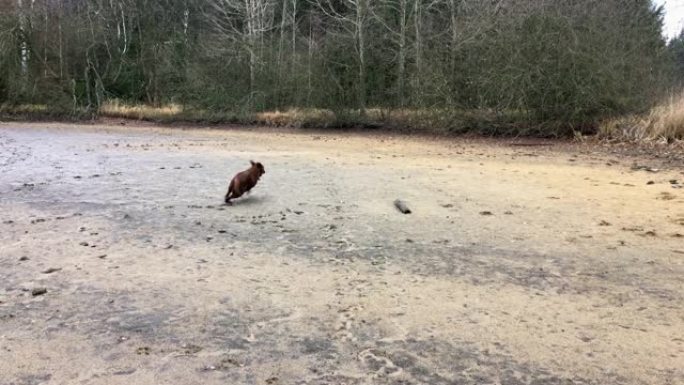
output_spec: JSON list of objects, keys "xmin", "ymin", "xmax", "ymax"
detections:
[
  {"xmin": 9, "ymin": 99, "xmax": 670, "ymax": 140},
  {"xmin": 26, "ymin": 100, "xmax": 537, "ymax": 135},
  {"xmin": 600, "ymin": 92, "xmax": 684, "ymax": 142},
  {"xmin": 254, "ymin": 108, "xmax": 336, "ymax": 127},
  {"xmin": 98, "ymin": 100, "xmax": 244, "ymax": 124},
  {"xmin": 99, "ymin": 100, "xmax": 184, "ymax": 121}
]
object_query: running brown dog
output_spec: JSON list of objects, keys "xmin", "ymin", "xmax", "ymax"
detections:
[{"xmin": 225, "ymin": 160, "xmax": 265, "ymax": 204}]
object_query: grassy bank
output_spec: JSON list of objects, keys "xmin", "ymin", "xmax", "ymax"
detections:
[
  {"xmin": 0, "ymin": 101, "xmax": 575, "ymax": 137},
  {"xmin": 2, "ymin": 98, "xmax": 683, "ymax": 143}
]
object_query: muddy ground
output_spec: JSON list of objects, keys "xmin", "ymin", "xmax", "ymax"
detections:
[{"xmin": 0, "ymin": 122, "xmax": 683, "ymax": 385}]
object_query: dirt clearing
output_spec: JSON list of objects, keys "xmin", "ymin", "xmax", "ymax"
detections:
[{"xmin": 1, "ymin": 123, "xmax": 683, "ymax": 385}]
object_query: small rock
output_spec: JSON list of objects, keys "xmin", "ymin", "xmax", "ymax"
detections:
[
  {"xmin": 136, "ymin": 346, "xmax": 151, "ymax": 355},
  {"xmin": 19, "ymin": 256, "xmax": 29, "ymax": 261},
  {"xmin": 579, "ymin": 335, "xmax": 594, "ymax": 343},
  {"xmin": 79, "ymin": 242, "xmax": 89, "ymax": 247},
  {"xmin": 670, "ymin": 179, "xmax": 679, "ymax": 185},
  {"xmin": 504, "ymin": 211, "xmax": 513, "ymax": 215},
  {"xmin": 97, "ymin": 254, "xmax": 107, "ymax": 259},
  {"xmin": 646, "ymin": 181, "xmax": 655, "ymax": 185},
  {"xmin": 599, "ymin": 220, "xmax": 611, "ymax": 226},
  {"xmin": 658, "ymin": 192, "xmax": 676, "ymax": 201},
  {"xmin": 31, "ymin": 288, "xmax": 47, "ymax": 297},
  {"xmin": 479, "ymin": 211, "xmax": 494, "ymax": 216},
  {"xmin": 42, "ymin": 268, "xmax": 61, "ymax": 274}
]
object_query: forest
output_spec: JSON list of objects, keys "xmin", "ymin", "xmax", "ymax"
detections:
[{"xmin": 1, "ymin": 0, "xmax": 683, "ymax": 136}]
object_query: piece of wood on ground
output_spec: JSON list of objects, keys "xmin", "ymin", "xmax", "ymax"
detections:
[{"xmin": 394, "ymin": 199, "xmax": 412, "ymax": 214}]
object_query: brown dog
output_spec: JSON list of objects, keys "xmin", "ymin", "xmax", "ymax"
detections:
[{"xmin": 225, "ymin": 160, "xmax": 265, "ymax": 204}]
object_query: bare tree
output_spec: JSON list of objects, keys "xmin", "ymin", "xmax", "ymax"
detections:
[
  {"xmin": 316, "ymin": 0, "xmax": 372, "ymax": 114},
  {"xmin": 372, "ymin": 0, "xmax": 411, "ymax": 107},
  {"xmin": 207, "ymin": 0, "xmax": 276, "ymax": 100},
  {"xmin": 16, "ymin": 0, "xmax": 29, "ymax": 79}
]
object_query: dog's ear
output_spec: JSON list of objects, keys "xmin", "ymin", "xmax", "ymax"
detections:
[{"xmin": 250, "ymin": 160, "xmax": 256, "ymax": 166}]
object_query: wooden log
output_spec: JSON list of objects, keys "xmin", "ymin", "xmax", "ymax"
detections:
[{"xmin": 394, "ymin": 199, "xmax": 411, "ymax": 214}]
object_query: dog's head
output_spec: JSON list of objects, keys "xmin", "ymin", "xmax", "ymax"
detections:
[{"xmin": 250, "ymin": 160, "xmax": 265, "ymax": 176}]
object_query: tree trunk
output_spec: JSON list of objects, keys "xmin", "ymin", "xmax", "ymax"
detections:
[
  {"xmin": 413, "ymin": 0, "xmax": 422, "ymax": 104},
  {"xmin": 449, "ymin": 0, "xmax": 460, "ymax": 103},
  {"xmin": 43, "ymin": 0, "xmax": 48, "ymax": 78},
  {"xmin": 397, "ymin": 0, "xmax": 407, "ymax": 107},
  {"xmin": 277, "ymin": 0, "xmax": 288, "ymax": 105},
  {"xmin": 306, "ymin": 11, "xmax": 314, "ymax": 106},
  {"xmin": 357, "ymin": 0, "xmax": 367, "ymax": 115},
  {"xmin": 290, "ymin": 0, "xmax": 297, "ymax": 81},
  {"xmin": 17, "ymin": 0, "xmax": 29, "ymax": 80}
]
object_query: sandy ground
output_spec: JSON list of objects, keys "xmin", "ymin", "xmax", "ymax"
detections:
[{"xmin": 0, "ymin": 122, "xmax": 683, "ymax": 385}]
